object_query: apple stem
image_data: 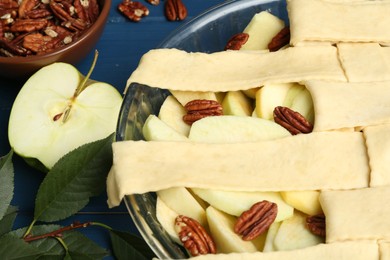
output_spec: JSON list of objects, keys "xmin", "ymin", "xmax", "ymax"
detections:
[
  {"xmin": 74, "ymin": 50, "xmax": 99, "ymax": 98},
  {"xmin": 61, "ymin": 50, "xmax": 99, "ymax": 123}
]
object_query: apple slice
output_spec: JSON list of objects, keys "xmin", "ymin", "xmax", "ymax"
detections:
[
  {"xmin": 240, "ymin": 11, "xmax": 285, "ymax": 51},
  {"xmin": 170, "ymin": 90, "xmax": 218, "ymax": 107},
  {"xmin": 242, "ymin": 87, "xmax": 260, "ymax": 99},
  {"xmin": 142, "ymin": 114, "xmax": 188, "ymax": 141},
  {"xmin": 206, "ymin": 206, "xmax": 264, "ymax": 253},
  {"xmin": 157, "ymin": 187, "xmax": 207, "ymax": 227},
  {"xmin": 156, "ymin": 196, "xmax": 181, "ymax": 244},
  {"xmin": 158, "ymin": 95, "xmax": 191, "ymax": 136},
  {"xmin": 255, "ymin": 83, "xmax": 295, "ymax": 120},
  {"xmin": 191, "ymin": 188, "xmax": 294, "ymax": 222},
  {"xmin": 262, "ymin": 222, "xmax": 281, "ymax": 252},
  {"xmin": 281, "ymin": 190, "xmax": 323, "ymax": 216},
  {"xmin": 273, "ymin": 211, "xmax": 324, "ymax": 251},
  {"xmin": 188, "ymin": 115, "xmax": 290, "ymax": 143},
  {"xmin": 282, "ymin": 83, "xmax": 306, "ymax": 108},
  {"xmin": 8, "ymin": 59, "xmax": 122, "ymax": 171},
  {"xmin": 290, "ymin": 88, "xmax": 314, "ymax": 124},
  {"xmin": 222, "ymin": 91, "xmax": 254, "ymax": 116}
]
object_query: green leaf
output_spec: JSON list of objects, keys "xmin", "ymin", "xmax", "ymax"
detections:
[
  {"xmin": 110, "ymin": 230, "xmax": 156, "ymax": 260},
  {"xmin": 62, "ymin": 229, "xmax": 108, "ymax": 259},
  {"xmin": 0, "ymin": 150, "xmax": 14, "ymax": 220},
  {"xmin": 0, "ymin": 233, "xmax": 43, "ymax": 259},
  {"xmin": 0, "ymin": 205, "xmax": 18, "ymax": 236},
  {"xmin": 34, "ymin": 134, "xmax": 114, "ymax": 222},
  {"xmin": 12, "ymin": 224, "xmax": 108, "ymax": 259}
]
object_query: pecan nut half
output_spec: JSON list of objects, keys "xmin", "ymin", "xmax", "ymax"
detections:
[
  {"xmin": 118, "ymin": 0, "xmax": 149, "ymax": 22},
  {"xmin": 306, "ymin": 214, "xmax": 326, "ymax": 237},
  {"xmin": 165, "ymin": 0, "xmax": 187, "ymax": 21},
  {"xmin": 224, "ymin": 32, "xmax": 249, "ymax": 51},
  {"xmin": 183, "ymin": 99, "xmax": 223, "ymax": 125},
  {"xmin": 175, "ymin": 215, "xmax": 217, "ymax": 257},
  {"xmin": 234, "ymin": 200, "xmax": 278, "ymax": 241},
  {"xmin": 273, "ymin": 106, "xmax": 313, "ymax": 135},
  {"xmin": 268, "ymin": 26, "xmax": 290, "ymax": 52}
]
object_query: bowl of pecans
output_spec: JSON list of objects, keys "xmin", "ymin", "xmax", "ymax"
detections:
[{"xmin": 0, "ymin": 0, "xmax": 111, "ymax": 79}]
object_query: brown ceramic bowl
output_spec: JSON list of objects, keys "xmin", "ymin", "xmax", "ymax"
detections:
[{"xmin": 0, "ymin": 0, "xmax": 111, "ymax": 79}]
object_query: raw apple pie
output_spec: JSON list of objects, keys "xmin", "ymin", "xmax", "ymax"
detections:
[{"xmin": 108, "ymin": 0, "xmax": 390, "ymax": 259}]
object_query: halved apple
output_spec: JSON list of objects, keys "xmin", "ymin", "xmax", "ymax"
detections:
[
  {"xmin": 191, "ymin": 188, "xmax": 294, "ymax": 222},
  {"xmin": 8, "ymin": 62, "xmax": 122, "ymax": 171},
  {"xmin": 188, "ymin": 115, "xmax": 291, "ymax": 143}
]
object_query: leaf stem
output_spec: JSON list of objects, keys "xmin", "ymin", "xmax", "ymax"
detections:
[
  {"xmin": 55, "ymin": 236, "xmax": 69, "ymax": 252},
  {"xmin": 23, "ymin": 221, "xmax": 92, "ymax": 242},
  {"xmin": 91, "ymin": 221, "xmax": 113, "ymax": 231},
  {"xmin": 23, "ymin": 219, "xmax": 37, "ymax": 238}
]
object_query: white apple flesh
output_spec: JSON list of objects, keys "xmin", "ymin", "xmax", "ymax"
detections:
[
  {"xmin": 142, "ymin": 114, "xmax": 188, "ymax": 142},
  {"xmin": 191, "ymin": 188, "xmax": 294, "ymax": 222},
  {"xmin": 158, "ymin": 95, "xmax": 190, "ymax": 136},
  {"xmin": 189, "ymin": 115, "xmax": 291, "ymax": 143},
  {"xmin": 206, "ymin": 206, "xmax": 263, "ymax": 253},
  {"xmin": 8, "ymin": 62, "xmax": 122, "ymax": 170}
]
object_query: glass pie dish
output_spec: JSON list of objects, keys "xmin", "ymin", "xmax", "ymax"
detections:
[{"xmin": 115, "ymin": 0, "xmax": 288, "ymax": 258}]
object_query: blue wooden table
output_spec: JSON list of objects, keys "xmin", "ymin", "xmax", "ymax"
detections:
[{"xmin": 0, "ymin": 0, "xmax": 223, "ymax": 258}]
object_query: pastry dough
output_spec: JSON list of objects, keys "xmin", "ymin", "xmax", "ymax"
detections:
[
  {"xmin": 109, "ymin": 132, "xmax": 369, "ymax": 206},
  {"xmin": 191, "ymin": 241, "xmax": 378, "ymax": 260},
  {"xmin": 380, "ymin": 241, "xmax": 390, "ymax": 260},
  {"xmin": 287, "ymin": 0, "xmax": 390, "ymax": 45},
  {"xmin": 126, "ymin": 46, "xmax": 346, "ymax": 93},
  {"xmin": 320, "ymin": 186, "xmax": 390, "ymax": 243},
  {"xmin": 305, "ymin": 80, "xmax": 390, "ymax": 131},
  {"xmin": 363, "ymin": 124, "xmax": 390, "ymax": 187},
  {"xmin": 337, "ymin": 43, "xmax": 390, "ymax": 82}
]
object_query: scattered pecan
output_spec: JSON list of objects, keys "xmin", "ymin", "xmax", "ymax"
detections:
[
  {"xmin": 118, "ymin": 0, "xmax": 149, "ymax": 22},
  {"xmin": 273, "ymin": 106, "xmax": 313, "ymax": 135},
  {"xmin": 268, "ymin": 26, "xmax": 290, "ymax": 52},
  {"xmin": 234, "ymin": 200, "xmax": 277, "ymax": 241},
  {"xmin": 224, "ymin": 33, "xmax": 249, "ymax": 51},
  {"xmin": 146, "ymin": 0, "xmax": 160, "ymax": 5},
  {"xmin": 165, "ymin": 0, "xmax": 187, "ymax": 21},
  {"xmin": 183, "ymin": 99, "xmax": 223, "ymax": 125},
  {"xmin": 175, "ymin": 215, "xmax": 217, "ymax": 256},
  {"xmin": 306, "ymin": 214, "xmax": 326, "ymax": 237}
]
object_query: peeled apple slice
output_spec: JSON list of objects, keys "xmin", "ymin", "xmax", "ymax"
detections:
[
  {"xmin": 240, "ymin": 11, "xmax": 285, "ymax": 51},
  {"xmin": 188, "ymin": 115, "xmax": 291, "ymax": 143},
  {"xmin": 191, "ymin": 188, "xmax": 294, "ymax": 222}
]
